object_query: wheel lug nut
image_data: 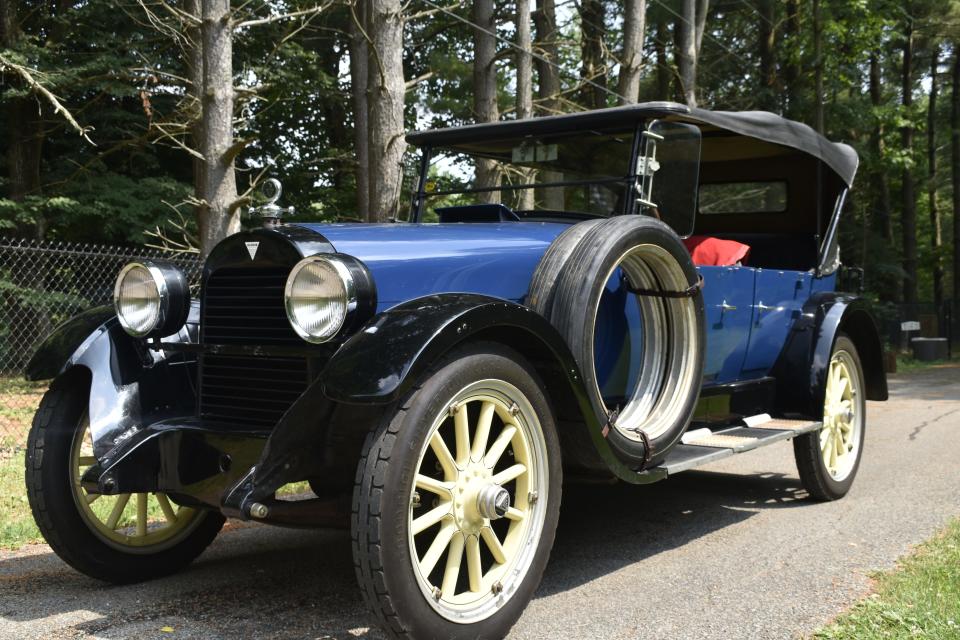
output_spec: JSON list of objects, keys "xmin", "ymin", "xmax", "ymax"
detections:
[
  {"xmin": 492, "ymin": 581, "xmax": 503, "ymax": 595},
  {"xmin": 432, "ymin": 587, "xmax": 442, "ymax": 600}
]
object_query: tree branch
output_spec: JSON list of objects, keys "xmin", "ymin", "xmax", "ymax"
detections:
[
  {"xmin": 234, "ymin": 2, "xmax": 334, "ymax": 30},
  {"xmin": 0, "ymin": 55, "xmax": 96, "ymax": 145}
]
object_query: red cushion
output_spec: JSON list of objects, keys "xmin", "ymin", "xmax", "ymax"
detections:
[{"xmin": 683, "ymin": 236, "xmax": 751, "ymax": 266}]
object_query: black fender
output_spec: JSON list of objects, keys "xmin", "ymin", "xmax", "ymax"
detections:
[
  {"xmin": 24, "ymin": 303, "xmax": 201, "ymax": 457},
  {"xmin": 323, "ymin": 293, "xmax": 659, "ymax": 483},
  {"xmin": 224, "ymin": 294, "xmax": 660, "ymax": 517},
  {"xmin": 772, "ymin": 292, "xmax": 888, "ymax": 418}
]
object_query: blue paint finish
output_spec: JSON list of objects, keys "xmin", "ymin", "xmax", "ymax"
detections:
[
  {"xmin": 742, "ymin": 269, "xmax": 812, "ymax": 376},
  {"xmin": 297, "ymin": 223, "xmax": 570, "ymax": 310},
  {"xmin": 698, "ymin": 266, "xmax": 756, "ymax": 383},
  {"xmin": 594, "ymin": 270, "xmax": 644, "ymax": 403},
  {"xmin": 810, "ymin": 271, "xmax": 838, "ymax": 295}
]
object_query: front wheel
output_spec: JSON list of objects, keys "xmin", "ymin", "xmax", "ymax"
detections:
[
  {"xmin": 25, "ymin": 372, "xmax": 225, "ymax": 583},
  {"xmin": 793, "ymin": 334, "xmax": 866, "ymax": 501},
  {"xmin": 352, "ymin": 344, "xmax": 562, "ymax": 639}
]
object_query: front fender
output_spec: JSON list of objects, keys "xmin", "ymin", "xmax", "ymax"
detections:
[
  {"xmin": 323, "ymin": 293, "xmax": 656, "ymax": 483},
  {"xmin": 225, "ymin": 294, "xmax": 664, "ymax": 516},
  {"xmin": 26, "ymin": 304, "xmax": 201, "ymax": 457},
  {"xmin": 772, "ymin": 293, "xmax": 887, "ymax": 418}
]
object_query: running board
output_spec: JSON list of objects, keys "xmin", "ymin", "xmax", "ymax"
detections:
[{"xmin": 639, "ymin": 417, "xmax": 822, "ymax": 478}]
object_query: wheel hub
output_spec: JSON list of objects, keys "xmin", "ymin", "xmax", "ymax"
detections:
[
  {"xmin": 477, "ymin": 484, "xmax": 511, "ymax": 520},
  {"xmin": 452, "ymin": 462, "xmax": 496, "ymax": 534}
]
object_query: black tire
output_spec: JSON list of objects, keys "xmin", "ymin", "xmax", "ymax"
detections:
[
  {"xmin": 25, "ymin": 371, "xmax": 225, "ymax": 584},
  {"xmin": 794, "ymin": 334, "xmax": 866, "ymax": 501},
  {"xmin": 526, "ymin": 218, "xmax": 604, "ymax": 312},
  {"xmin": 352, "ymin": 343, "xmax": 562, "ymax": 640},
  {"xmin": 529, "ymin": 215, "xmax": 704, "ymax": 465}
]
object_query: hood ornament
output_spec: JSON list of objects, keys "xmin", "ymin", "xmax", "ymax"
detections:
[{"xmin": 250, "ymin": 178, "xmax": 294, "ymax": 228}]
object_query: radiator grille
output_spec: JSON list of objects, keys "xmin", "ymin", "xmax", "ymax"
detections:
[
  {"xmin": 201, "ymin": 266, "xmax": 299, "ymax": 345},
  {"xmin": 200, "ymin": 264, "xmax": 307, "ymax": 428},
  {"xmin": 200, "ymin": 354, "xmax": 309, "ymax": 427}
]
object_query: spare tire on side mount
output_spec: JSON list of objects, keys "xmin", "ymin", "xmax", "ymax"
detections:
[{"xmin": 528, "ymin": 216, "xmax": 705, "ymax": 467}]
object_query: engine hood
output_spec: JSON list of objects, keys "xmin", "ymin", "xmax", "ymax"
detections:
[{"xmin": 295, "ymin": 222, "xmax": 570, "ymax": 309}]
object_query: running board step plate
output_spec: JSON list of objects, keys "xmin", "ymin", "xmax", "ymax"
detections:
[{"xmin": 656, "ymin": 419, "xmax": 822, "ymax": 477}]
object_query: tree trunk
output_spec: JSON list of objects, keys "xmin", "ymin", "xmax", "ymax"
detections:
[
  {"xmin": 928, "ymin": 45, "xmax": 944, "ymax": 309},
  {"xmin": 757, "ymin": 0, "xmax": 776, "ymax": 111},
  {"xmin": 367, "ymin": 0, "xmax": 406, "ymax": 222},
  {"xmin": 813, "ymin": 0, "xmax": 824, "ymax": 133},
  {"xmin": 533, "ymin": 0, "xmax": 560, "ymax": 115},
  {"xmin": 869, "ymin": 51, "xmax": 893, "ymax": 243},
  {"xmin": 654, "ymin": 13, "xmax": 670, "ymax": 101},
  {"xmin": 516, "ymin": 0, "xmax": 533, "ymax": 120},
  {"xmin": 678, "ymin": 0, "xmax": 697, "ymax": 107},
  {"xmin": 900, "ymin": 19, "xmax": 917, "ymax": 305},
  {"xmin": 516, "ymin": 0, "xmax": 534, "ymax": 210},
  {"xmin": 472, "ymin": 0, "xmax": 499, "ymax": 202},
  {"xmin": 184, "ymin": 0, "xmax": 204, "ymax": 230},
  {"xmin": 783, "ymin": 0, "xmax": 800, "ymax": 116},
  {"xmin": 2, "ymin": 0, "xmax": 44, "ymax": 237},
  {"xmin": 952, "ymin": 49, "xmax": 960, "ymax": 312},
  {"xmin": 350, "ymin": 1, "xmax": 370, "ymax": 218},
  {"xmin": 195, "ymin": 0, "xmax": 239, "ymax": 256},
  {"xmin": 579, "ymin": 0, "xmax": 606, "ymax": 110},
  {"xmin": 616, "ymin": 0, "xmax": 646, "ymax": 104},
  {"xmin": 694, "ymin": 0, "xmax": 708, "ymax": 55}
]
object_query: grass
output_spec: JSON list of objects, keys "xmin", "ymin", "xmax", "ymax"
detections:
[
  {"xmin": 0, "ymin": 449, "xmax": 39, "ymax": 548},
  {"xmin": 894, "ymin": 355, "xmax": 954, "ymax": 374},
  {"xmin": 815, "ymin": 518, "xmax": 960, "ymax": 639},
  {"xmin": 0, "ymin": 376, "xmax": 46, "ymax": 449}
]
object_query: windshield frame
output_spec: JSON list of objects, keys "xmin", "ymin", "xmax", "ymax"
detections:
[{"xmin": 408, "ymin": 122, "xmax": 647, "ymax": 222}]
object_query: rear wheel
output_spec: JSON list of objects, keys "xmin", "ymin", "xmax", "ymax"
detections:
[
  {"xmin": 793, "ymin": 334, "xmax": 866, "ymax": 501},
  {"xmin": 25, "ymin": 373, "xmax": 225, "ymax": 583},
  {"xmin": 352, "ymin": 344, "xmax": 561, "ymax": 639}
]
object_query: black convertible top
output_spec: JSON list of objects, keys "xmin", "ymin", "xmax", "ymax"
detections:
[{"xmin": 407, "ymin": 101, "xmax": 859, "ymax": 187}]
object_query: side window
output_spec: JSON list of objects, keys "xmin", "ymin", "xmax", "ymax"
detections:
[{"xmin": 698, "ymin": 181, "xmax": 787, "ymax": 214}]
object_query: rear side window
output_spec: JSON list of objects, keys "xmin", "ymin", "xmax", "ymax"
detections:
[{"xmin": 698, "ymin": 181, "xmax": 787, "ymax": 214}]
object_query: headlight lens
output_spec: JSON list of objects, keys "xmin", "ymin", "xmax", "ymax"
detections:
[
  {"xmin": 113, "ymin": 261, "xmax": 190, "ymax": 338},
  {"xmin": 114, "ymin": 263, "xmax": 162, "ymax": 336},
  {"xmin": 284, "ymin": 256, "xmax": 356, "ymax": 343}
]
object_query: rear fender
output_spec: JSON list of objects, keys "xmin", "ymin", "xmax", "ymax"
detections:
[
  {"xmin": 25, "ymin": 304, "xmax": 200, "ymax": 457},
  {"xmin": 772, "ymin": 293, "xmax": 887, "ymax": 417}
]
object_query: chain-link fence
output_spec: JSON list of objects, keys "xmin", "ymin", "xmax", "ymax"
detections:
[{"xmin": 0, "ymin": 237, "xmax": 200, "ymax": 447}]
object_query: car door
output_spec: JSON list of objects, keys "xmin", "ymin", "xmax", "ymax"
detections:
[
  {"xmin": 698, "ymin": 265, "xmax": 756, "ymax": 384},
  {"xmin": 741, "ymin": 269, "xmax": 812, "ymax": 377}
]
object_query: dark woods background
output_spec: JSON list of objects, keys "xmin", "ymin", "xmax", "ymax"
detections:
[{"xmin": 2, "ymin": 0, "xmax": 960, "ymax": 311}]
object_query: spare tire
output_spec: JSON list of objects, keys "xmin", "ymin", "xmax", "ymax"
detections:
[{"xmin": 528, "ymin": 216, "xmax": 705, "ymax": 466}]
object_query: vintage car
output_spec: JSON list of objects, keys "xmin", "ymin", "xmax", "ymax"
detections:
[{"xmin": 25, "ymin": 102, "xmax": 887, "ymax": 639}]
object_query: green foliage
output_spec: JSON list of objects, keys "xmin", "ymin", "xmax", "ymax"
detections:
[{"xmin": 815, "ymin": 517, "xmax": 960, "ymax": 639}]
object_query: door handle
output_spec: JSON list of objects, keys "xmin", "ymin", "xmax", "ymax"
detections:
[
  {"xmin": 754, "ymin": 302, "xmax": 776, "ymax": 313},
  {"xmin": 720, "ymin": 301, "xmax": 737, "ymax": 312}
]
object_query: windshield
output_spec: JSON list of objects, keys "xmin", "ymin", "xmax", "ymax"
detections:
[{"xmin": 415, "ymin": 129, "xmax": 635, "ymax": 220}]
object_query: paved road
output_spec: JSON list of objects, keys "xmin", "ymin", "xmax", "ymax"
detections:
[{"xmin": 2, "ymin": 365, "xmax": 959, "ymax": 640}]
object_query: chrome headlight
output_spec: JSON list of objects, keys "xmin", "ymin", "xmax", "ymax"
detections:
[
  {"xmin": 284, "ymin": 254, "xmax": 375, "ymax": 343},
  {"xmin": 113, "ymin": 261, "xmax": 190, "ymax": 337}
]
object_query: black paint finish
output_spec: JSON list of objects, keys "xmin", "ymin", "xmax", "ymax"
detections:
[{"xmin": 771, "ymin": 292, "xmax": 888, "ymax": 419}]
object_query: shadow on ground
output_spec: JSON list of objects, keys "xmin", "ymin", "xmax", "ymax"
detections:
[{"xmin": 0, "ymin": 469, "xmax": 811, "ymax": 639}]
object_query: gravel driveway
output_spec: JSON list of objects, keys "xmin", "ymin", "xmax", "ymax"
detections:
[{"xmin": 2, "ymin": 365, "xmax": 959, "ymax": 640}]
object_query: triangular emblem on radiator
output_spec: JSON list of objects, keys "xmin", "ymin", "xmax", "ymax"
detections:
[{"xmin": 244, "ymin": 241, "xmax": 260, "ymax": 260}]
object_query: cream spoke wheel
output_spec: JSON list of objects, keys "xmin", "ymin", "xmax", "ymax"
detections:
[
  {"xmin": 819, "ymin": 349, "xmax": 864, "ymax": 483},
  {"xmin": 407, "ymin": 379, "xmax": 550, "ymax": 623},
  {"xmin": 69, "ymin": 414, "xmax": 203, "ymax": 551}
]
